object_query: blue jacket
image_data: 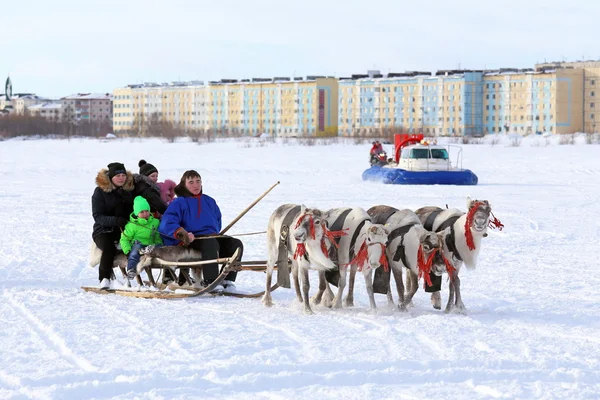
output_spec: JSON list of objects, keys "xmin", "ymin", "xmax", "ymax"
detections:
[{"xmin": 159, "ymin": 194, "xmax": 222, "ymax": 245}]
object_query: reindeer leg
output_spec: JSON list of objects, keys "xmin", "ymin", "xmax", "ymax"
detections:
[
  {"xmin": 391, "ymin": 265, "xmax": 406, "ymax": 311},
  {"xmin": 311, "ymin": 271, "xmax": 327, "ymax": 305},
  {"xmin": 344, "ymin": 265, "xmax": 357, "ymax": 307},
  {"xmin": 404, "ymin": 269, "xmax": 419, "ymax": 309},
  {"xmin": 445, "ymin": 274, "xmax": 456, "ymax": 313},
  {"xmin": 453, "ymin": 273, "xmax": 466, "ymax": 314},
  {"xmin": 262, "ymin": 261, "xmax": 275, "ymax": 307},
  {"xmin": 405, "ymin": 269, "xmax": 413, "ymax": 296},
  {"xmin": 301, "ymin": 267, "xmax": 314, "ymax": 314},
  {"xmin": 431, "ymin": 291, "xmax": 442, "ymax": 310},
  {"xmin": 322, "ymin": 280, "xmax": 335, "ymax": 308},
  {"xmin": 364, "ymin": 269, "xmax": 377, "ymax": 311},
  {"xmin": 332, "ymin": 267, "xmax": 347, "ymax": 309},
  {"xmin": 291, "ymin": 262, "xmax": 303, "ymax": 303}
]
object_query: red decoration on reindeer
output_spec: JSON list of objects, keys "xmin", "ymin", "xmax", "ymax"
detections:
[
  {"xmin": 320, "ymin": 225, "xmax": 348, "ymax": 256},
  {"xmin": 489, "ymin": 212, "xmax": 504, "ymax": 231},
  {"xmin": 464, "ymin": 201, "xmax": 483, "ymax": 251},
  {"xmin": 465, "ymin": 201, "xmax": 505, "ymax": 251},
  {"xmin": 443, "ymin": 254, "xmax": 456, "ymax": 277},
  {"xmin": 294, "ymin": 243, "xmax": 307, "ymax": 260},
  {"xmin": 343, "ymin": 242, "xmax": 389, "ymax": 273},
  {"xmin": 417, "ymin": 245, "xmax": 435, "ymax": 286}
]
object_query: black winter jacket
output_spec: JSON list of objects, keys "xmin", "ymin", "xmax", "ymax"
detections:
[
  {"xmin": 133, "ymin": 173, "xmax": 167, "ymax": 214},
  {"xmin": 92, "ymin": 169, "xmax": 135, "ymax": 238}
]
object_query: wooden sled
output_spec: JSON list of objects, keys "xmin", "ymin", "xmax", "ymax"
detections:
[{"xmin": 82, "ymin": 248, "xmax": 284, "ymax": 299}]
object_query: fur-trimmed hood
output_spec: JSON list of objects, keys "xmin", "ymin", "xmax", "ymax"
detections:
[
  {"xmin": 95, "ymin": 169, "xmax": 135, "ymax": 193},
  {"xmin": 133, "ymin": 173, "xmax": 161, "ymax": 194}
]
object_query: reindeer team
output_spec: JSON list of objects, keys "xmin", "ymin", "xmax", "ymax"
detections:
[{"xmin": 263, "ymin": 197, "xmax": 502, "ymax": 315}]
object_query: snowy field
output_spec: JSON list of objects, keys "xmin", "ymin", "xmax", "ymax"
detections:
[{"xmin": 0, "ymin": 135, "xmax": 599, "ymax": 399}]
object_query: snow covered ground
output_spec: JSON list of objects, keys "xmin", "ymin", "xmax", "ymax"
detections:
[{"xmin": 0, "ymin": 135, "xmax": 599, "ymax": 399}]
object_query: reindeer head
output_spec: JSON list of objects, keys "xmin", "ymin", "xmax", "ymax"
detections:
[
  {"xmin": 353, "ymin": 223, "xmax": 389, "ymax": 271},
  {"xmin": 419, "ymin": 231, "xmax": 447, "ymax": 276},
  {"xmin": 466, "ymin": 196, "xmax": 492, "ymax": 235},
  {"xmin": 293, "ymin": 206, "xmax": 326, "ymax": 243}
]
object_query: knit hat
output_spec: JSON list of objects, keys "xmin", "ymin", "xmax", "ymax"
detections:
[
  {"xmin": 139, "ymin": 159, "xmax": 158, "ymax": 177},
  {"xmin": 107, "ymin": 162, "xmax": 126, "ymax": 179},
  {"xmin": 133, "ymin": 196, "xmax": 151, "ymax": 215}
]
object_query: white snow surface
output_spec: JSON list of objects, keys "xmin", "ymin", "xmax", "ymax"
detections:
[{"xmin": 0, "ymin": 135, "xmax": 599, "ymax": 399}]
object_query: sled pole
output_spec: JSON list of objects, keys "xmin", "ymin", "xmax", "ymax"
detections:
[
  {"xmin": 193, "ymin": 231, "xmax": 267, "ymax": 240},
  {"xmin": 220, "ymin": 181, "xmax": 280, "ymax": 235},
  {"xmin": 151, "ymin": 255, "xmax": 236, "ymax": 267}
]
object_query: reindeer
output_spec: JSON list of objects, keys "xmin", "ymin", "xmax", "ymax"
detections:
[
  {"xmin": 367, "ymin": 206, "xmax": 450, "ymax": 311},
  {"xmin": 415, "ymin": 197, "xmax": 503, "ymax": 313},
  {"xmin": 312, "ymin": 207, "xmax": 389, "ymax": 311},
  {"xmin": 263, "ymin": 204, "xmax": 338, "ymax": 314}
]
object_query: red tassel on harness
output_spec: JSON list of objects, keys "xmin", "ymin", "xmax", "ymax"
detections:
[
  {"xmin": 321, "ymin": 225, "xmax": 348, "ymax": 257},
  {"xmin": 379, "ymin": 244, "xmax": 389, "ymax": 272},
  {"xmin": 464, "ymin": 201, "xmax": 485, "ymax": 251},
  {"xmin": 323, "ymin": 226, "xmax": 348, "ymax": 248},
  {"xmin": 344, "ymin": 241, "xmax": 369, "ymax": 271},
  {"xmin": 294, "ymin": 243, "xmax": 307, "ymax": 260},
  {"xmin": 417, "ymin": 245, "xmax": 434, "ymax": 286},
  {"xmin": 443, "ymin": 254, "xmax": 456, "ymax": 276},
  {"xmin": 489, "ymin": 212, "xmax": 504, "ymax": 231}
]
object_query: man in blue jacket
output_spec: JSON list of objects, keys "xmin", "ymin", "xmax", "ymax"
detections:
[{"xmin": 159, "ymin": 170, "xmax": 242, "ymax": 289}]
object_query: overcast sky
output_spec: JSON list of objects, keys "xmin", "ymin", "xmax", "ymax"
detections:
[{"xmin": 2, "ymin": 0, "xmax": 598, "ymax": 98}]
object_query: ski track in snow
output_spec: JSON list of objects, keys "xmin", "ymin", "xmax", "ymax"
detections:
[{"xmin": 0, "ymin": 137, "xmax": 599, "ymax": 399}]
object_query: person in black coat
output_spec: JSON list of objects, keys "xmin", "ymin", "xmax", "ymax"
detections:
[
  {"xmin": 92, "ymin": 162, "xmax": 135, "ymax": 289},
  {"xmin": 133, "ymin": 160, "xmax": 167, "ymax": 215}
]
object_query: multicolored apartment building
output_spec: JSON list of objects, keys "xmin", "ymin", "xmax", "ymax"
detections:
[
  {"xmin": 113, "ymin": 77, "xmax": 338, "ymax": 137},
  {"xmin": 338, "ymin": 70, "xmax": 484, "ymax": 136},
  {"xmin": 113, "ymin": 61, "xmax": 600, "ymax": 136},
  {"xmin": 338, "ymin": 67, "xmax": 584, "ymax": 136}
]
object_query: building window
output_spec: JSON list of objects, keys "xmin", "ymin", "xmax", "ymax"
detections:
[{"xmin": 592, "ymin": 114, "xmax": 595, "ymax": 120}]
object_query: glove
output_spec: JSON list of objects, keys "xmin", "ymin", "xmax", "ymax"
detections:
[
  {"xmin": 175, "ymin": 228, "xmax": 192, "ymax": 245},
  {"xmin": 117, "ymin": 217, "xmax": 128, "ymax": 228}
]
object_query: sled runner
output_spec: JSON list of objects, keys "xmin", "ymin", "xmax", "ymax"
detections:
[{"xmin": 82, "ymin": 247, "xmax": 288, "ymax": 299}]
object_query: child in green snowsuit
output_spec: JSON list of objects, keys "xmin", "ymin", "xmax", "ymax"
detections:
[{"xmin": 120, "ymin": 196, "xmax": 163, "ymax": 278}]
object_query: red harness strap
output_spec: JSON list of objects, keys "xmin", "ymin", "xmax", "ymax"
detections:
[{"xmin": 344, "ymin": 241, "xmax": 389, "ymax": 272}]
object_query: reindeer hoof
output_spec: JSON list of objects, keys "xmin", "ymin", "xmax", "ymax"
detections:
[
  {"xmin": 398, "ymin": 303, "xmax": 408, "ymax": 312},
  {"xmin": 343, "ymin": 298, "xmax": 354, "ymax": 307},
  {"xmin": 310, "ymin": 295, "xmax": 323, "ymax": 305},
  {"xmin": 261, "ymin": 296, "xmax": 273, "ymax": 307},
  {"xmin": 431, "ymin": 292, "xmax": 442, "ymax": 310},
  {"xmin": 303, "ymin": 307, "xmax": 315, "ymax": 315}
]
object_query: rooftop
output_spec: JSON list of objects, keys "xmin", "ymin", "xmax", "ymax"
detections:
[{"xmin": 62, "ymin": 93, "xmax": 112, "ymax": 100}]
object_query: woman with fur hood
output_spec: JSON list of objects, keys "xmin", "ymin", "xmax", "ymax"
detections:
[
  {"xmin": 92, "ymin": 162, "xmax": 135, "ymax": 289},
  {"xmin": 134, "ymin": 160, "xmax": 168, "ymax": 215}
]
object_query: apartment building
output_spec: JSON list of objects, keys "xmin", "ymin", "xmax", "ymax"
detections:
[
  {"xmin": 482, "ymin": 67, "xmax": 583, "ymax": 135},
  {"xmin": 61, "ymin": 93, "xmax": 112, "ymax": 123},
  {"xmin": 536, "ymin": 60, "xmax": 600, "ymax": 133},
  {"xmin": 28, "ymin": 102, "xmax": 63, "ymax": 120},
  {"xmin": 113, "ymin": 77, "xmax": 338, "ymax": 137},
  {"xmin": 338, "ymin": 70, "xmax": 484, "ymax": 136},
  {"xmin": 0, "ymin": 93, "xmax": 49, "ymax": 114}
]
